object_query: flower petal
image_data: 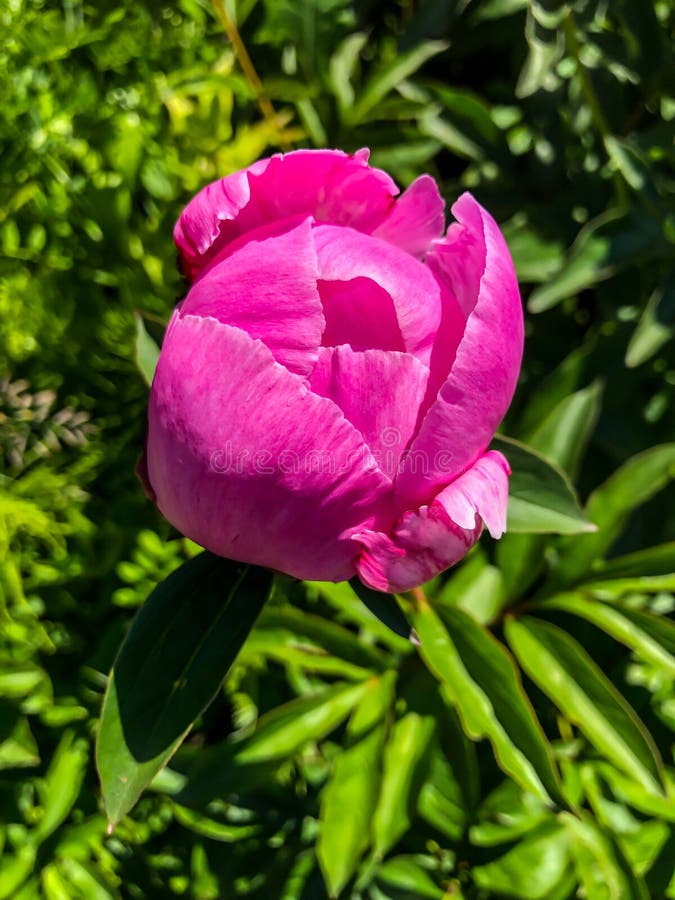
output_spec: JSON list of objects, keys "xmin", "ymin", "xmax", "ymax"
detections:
[
  {"xmin": 319, "ymin": 277, "xmax": 405, "ymax": 353},
  {"xmin": 146, "ymin": 313, "xmax": 393, "ymax": 583},
  {"xmin": 180, "ymin": 218, "xmax": 324, "ymax": 378},
  {"xmin": 355, "ymin": 449, "xmax": 510, "ymax": 592},
  {"xmin": 434, "ymin": 450, "xmax": 510, "ymax": 539},
  {"xmin": 355, "ymin": 509, "xmax": 480, "ymax": 594},
  {"xmin": 174, "ymin": 149, "xmax": 398, "ymax": 280},
  {"xmin": 396, "ymin": 192, "xmax": 523, "ymax": 508},
  {"xmin": 372, "ymin": 174, "xmax": 446, "ymax": 259},
  {"xmin": 309, "ymin": 346, "xmax": 429, "ymax": 480},
  {"xmin": 313, "ymin": 224, "xmax": 442, "ymax": 367}
]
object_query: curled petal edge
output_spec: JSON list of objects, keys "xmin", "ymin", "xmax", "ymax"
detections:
[{"xmin": 354, "ymin": 450, "xmax": 510, "ymax": 593}]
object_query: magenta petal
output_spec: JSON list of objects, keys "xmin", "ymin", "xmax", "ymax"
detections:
[
  {"xmin": 355, "ymin": 450, "xmax": 510, "ymax": 592},
  {"xmin": 355, "ymin": 509, "xmax": 480, "ymax": 594},
  {"xmin": 146, "ymin": 314, "xmax": 393, "ymax": 583},
  {"xmin": 310, "ymin": 346, "xmax": 430, "ymax": 480},
  {"xmin": 372, "ymin": 174, "xmax": 446, "ymax": 259},
  {"xmin": 434, "ymin": 450, "xmax": 510, "ymax": 539},
  {"xmin": 180, "ymin": 218, "xmax": 324, "ymax": 378},
  {"xmin": 319, "ymin": 277, "xmax": 405, "ymax": 353},
  {"xmin": 174, "ymin": 149, "xmax": 398, "ymax": 280},
  {"xmin": 396, "ymin": 193, "xmax": 523, "ymax": 508},
  {"xmin": 313, "ymin": 225, "xmax": 442, "ymax": 367}
]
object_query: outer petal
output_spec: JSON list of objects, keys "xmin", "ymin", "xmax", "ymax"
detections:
[
  {"xmin": 355, "ymin": 449, "xmax": 510, "ymax": 593},
  {"xmin": 396, "ymin": 193, "xmax": 523, "ymax": 509},
  {"xmin": 372, "ymin": 174, "xmax": 446, "ymax": 259},
  {"xmin": 313, "ymin": 225, "xmax": 442, "ymax": 367},
  {"xmin": 180, "ymin": 218, "xmax": 324, "ymax": 378},
  {"xmin": 146, "ymin": 313, "xmax": 393, "ymax": 583},
  {"xmin": 309, "ymin": 346, "xmax": 430, "ymax": 480},
  {"xmin": 174, "ymin": 149, "xmax": 398, "ymax": 280}
]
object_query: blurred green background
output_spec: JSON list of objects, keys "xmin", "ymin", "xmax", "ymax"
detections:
[{"xmin": 1, "ymin": 0, "xmax": 674, "ymax": 897}]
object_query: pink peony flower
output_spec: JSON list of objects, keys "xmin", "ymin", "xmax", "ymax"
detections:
[{"xmin": 143, "ymin": 149, "xmax": 523, "ymax": 592}]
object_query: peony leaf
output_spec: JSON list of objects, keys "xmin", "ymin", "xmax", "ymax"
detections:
[
  {"xmin": 505, "ymin": 616, "xmax": 665, "ymax": 796},
  {"xmin": 492, "ymin": 435, "xmax": 595, "ymax": 534},
  {"xmin": 406, "ymin": 598, "xmax": 567, "ymax": 808},
  {"xmin": 96, "ymin": 552, "xmax": 273, "ymax": 828},
  {"xmin": 133, "ymin": 312, "xmax": 160, "ymax": 386}
]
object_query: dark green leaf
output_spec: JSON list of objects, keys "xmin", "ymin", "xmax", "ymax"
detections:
[
  {"xmin": 96, "ymin": 552, "xmax": 273, "ymax": 827},
  {"xmin": 541, "ymin": 593, "xmax": 675, "ymax": 678},
  {"xmin": 406, "ymin": 598, "xmax": 565, "ymax": 806},
  {"xmin": 492, "ymin": 435, "xmax": 595, "ymax": 534},
  {"xmin": 556, "ymin": 444, "xmax": 675, "ymax": 583}
]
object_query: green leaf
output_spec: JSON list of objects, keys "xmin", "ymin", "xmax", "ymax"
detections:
[
  {"xmin": 96, "ymin": 552, "xmax": 273, "ymax": 827},
  {"xmin": 179, "ymin": 681, "xmax": 369, "ymax": 804},
  {"xmin": 34, "ymin": 730, "xmax": 88, "ymax": 844},
  {"xmin": 472, "ymin": 822, "xmax": 574, "ymax": 899},
  {"xmin": 417, "ymin": 741, "xmax": 467, "ymax": 842},
  {"xmin": 505, "ymin": 617, "xmax": 664, "ymax": 795},
  {"xmin": 589, "ymin": 543, "xmax": 675, "ymax": 580},
  {"xmin": 318, "ymin": 674, "xmax": 394, "ymax": 897},
  {"xmin": 594, "ymin": 763, "xmax": 675, "ymax": 823},
  {"xmin": 563, "ymin": 812, "xmax": 650, "ymax": 900},
  {"xmin": 492, "ymin": 435, "xmax": 594, "ymax": 534},
  {"xmin": 309, "ymin": 581, "xmax": 412, "ymax": 655},
  {"xmin": 371, "ymin": 709, "xmax": 435, "ymax": 859},
  {"xmin": 625, "ymin": 276, "xmax": 675, "ymax": 368},
  {"xmin": 497, "ymin": 382, "xmax": 601, "ymax": 597},
  {"xmin": 375, "ymin": 856, "xmax": 445, "ymax": 899},
  {"xmin": 134, "ymin": 312, "xmax": 160, "ymax": 386},
  {"xmin": 522, "ymin": 381, "xmax": 603, "ymax": 479},
  {"xmin": 541, "ymin": 593, "xmax": 675, "ymax": 678},
  {"xmin": 406, "ymin": 599, "xmax": 565, "ymax": 806},
  {"xmin": 349, "ymin": 40, "xmax": 447, "ymax": 124},
  {"xmin": 470, "ymin": 779, "xmax": 552, "ymax": 847},
  {"xmin": 349, "ymin": 578, "xmax": 412, "ymax": 642},
  {"xmin": 328, "ymin": 31, "xmax": 368, "ymax": 117},
  {"xmin": 556, "ymin": 444, "xmax": 675, "ymax": 583},
  {"xmin": 528, "ymin": 209, "xmax": 664, "ymax": 313}
]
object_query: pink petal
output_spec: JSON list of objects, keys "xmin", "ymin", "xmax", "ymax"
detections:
[
  {"xmin": 313, "ymin": 224, "xmax": 442, "ymax": 367},
  {"xmin": 372, "ymin": 174, "xmax": 446, "ymax": 259},
  {"xmin": 174, "ymin": 149, "xmax": 398, "ymax": 280},
  {"xmin": 434, "ymin": 450, "xmax": 510, "ymax": 539},
  {"xmin": 396, "ymin": 193, "xmax": 523, "ymax": 509},
  {"xmin": 355, "ymin": 449, "xmax": 510, "ymax": 593},
  {"xmin": 355, "ymin": 510, "xmax": 480, "ymax": 594},
  {"xmin": 180, "ymin": 218, "xmax": 324, "ymax": 378},
  {"xmin": 309, "ymin": 346, "xmax": 430, "ymax": 480},
  {"xmin": 146, "ymin": 314, "xmax": 393, "ymax": 583},
  {"xmin": 319, "ymin": 277, "xmax": 406, "ymax": 353}
]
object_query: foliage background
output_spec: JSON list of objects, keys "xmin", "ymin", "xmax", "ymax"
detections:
[{"xmin": 1, "ymin": 0, "xmax": 674, "ymax": 897}]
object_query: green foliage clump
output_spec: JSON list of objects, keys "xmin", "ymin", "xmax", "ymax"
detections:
[{"xmin": 1, "ymin": 0, "xmax": 674, "ymax": 898}]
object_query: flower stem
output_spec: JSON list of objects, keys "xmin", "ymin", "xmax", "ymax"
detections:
[{"xmin": 210, "ymin": 0, "xmax": 290, "ymax": 150}]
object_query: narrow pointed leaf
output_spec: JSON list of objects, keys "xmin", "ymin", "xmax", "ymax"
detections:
[
  {"xmin": 371, "ymin": 709, "xmax": 435, "ymax": 859},
  {"xmin": 318, "ymin": 675, "xmax": 394, "ymax": 897},
  {"xmin": 406, "ymin": 598, "xmax": 565, "ymax": 806},
  {"xmin": 134, "ymin": 312, "xmax": 161, "ymax": 386},
  {"xmin": 541, "ymin": 593, "xmax": 675, "ymax": 678},
  {"xmin": 178, "ymin": 681, "xmax": 369, "ymax": 804},
  {"xmin": 492, "ymin": 436, "xmax": 595, "ymax": 534},
  {"xmin": 557, "ymin": 444, "xmax": 675, "ymax": 583},
  {"xmin": 96, "ymin": 552, "xmax": 273, "ymax": 827},
  {"xmin": 505, "ymin": 616, "xmax": 664, "ymax": 795}
]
